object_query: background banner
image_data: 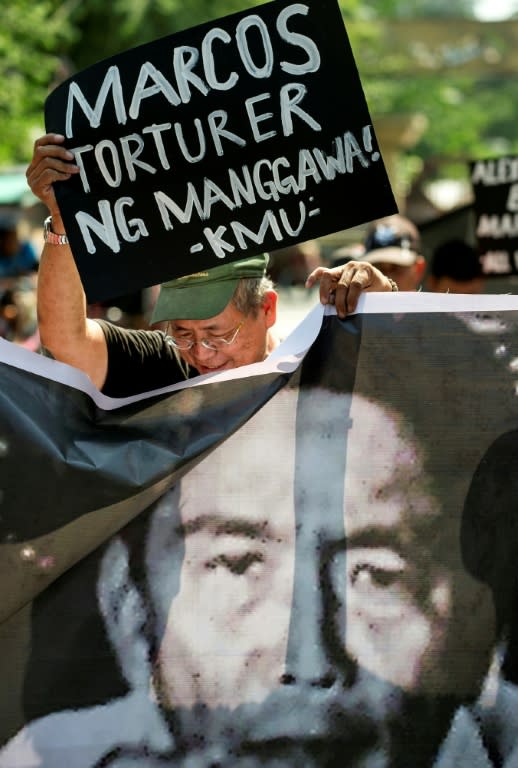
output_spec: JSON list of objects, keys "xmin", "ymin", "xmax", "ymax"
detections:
[
  {"xmin": 470, "ymin": 155, "xmax": 518, "ymax": 276},
  {"xmin": 2, "ymin": 294, "xmax": 518, "ymax": 766}
]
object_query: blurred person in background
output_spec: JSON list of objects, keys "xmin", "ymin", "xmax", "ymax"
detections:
[
  {"xmin": 0, "ymin": 215, "xmax": 39, "ymax": 285},
  {"xmin": 427, "ymin": 239, "xmax": 484, "ymax": 295},
  {"xmin": 0, "ymin": 215, "xmax": 39, "ymax": 346},
  {"xmin": 268, "ymin": 240, "xmax": 323, "ymax": 287},
  {"xmin": 357, "ymin": 214, "xmax": 426, "ymax": 291}
]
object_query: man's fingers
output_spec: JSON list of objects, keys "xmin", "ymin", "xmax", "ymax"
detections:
[
  {"xmin": 306, "ymin": 261, "xmax": 393, "ymax": 317},
  {"xmin": 34, "ymin": 133, "xmax": 66, "ymax": 147},
  {"xmin": 306, "ymin": 261, "xmax": 388, "ymax": 312},
  {"xmin": 305, "ymin": 267, "xmax": 333, "ymax": 304},
  {"xmin": 335, "ymin": 279, "xmax": 361, "ymax": 317},
  {"xmin": 27, "ymin": 135, "xmax": 77, "ymax": 176},
  {"xmin": 27, "ymin": 151, "xmax": 77, "ymax": 179},
  {"xmin": 307, "ymin": 265, "xmax": 352, "ymax": 306},
  {"xmin": 26, "ymin": 135, "xmax": 80, "ymax": 209},
  {"xmin": 334, "ymin": 265, "xmax": 373, "ymax": 317}
]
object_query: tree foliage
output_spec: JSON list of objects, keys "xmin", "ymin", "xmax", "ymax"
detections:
[
  {"xmin": 0, "ymin": 0, "xmax": 77, "ymax": 164},
  {"xmin": 343, "ymin": 0, "xmax": 475, "ymax": 19},
  {"xmin": 64, "ymin": 0, "xmax": 267, "ymax": 71},
  {"xmin": 1, "ymin": 0, "xmax": 516, "ymax": 195}
]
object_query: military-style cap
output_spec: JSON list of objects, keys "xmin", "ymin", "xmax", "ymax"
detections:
[{"xmin": 151, "ymin": 254, "xmax": 269, "ymax": 323}]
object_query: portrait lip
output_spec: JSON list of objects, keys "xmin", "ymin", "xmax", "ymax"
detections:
[
  {"xmin": 168, "ymin": 684, "xmax": 391, "ymax": 767},
  {"xmin": 236, "ymin": 733, "xmax": 387, "ymax": 767},
  {"xmin": 163, "ymin": 736, "xmax": 387, "ymax": 768}
]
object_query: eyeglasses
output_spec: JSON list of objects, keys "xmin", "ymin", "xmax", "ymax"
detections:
[{"xmin": 167, "ymin": 319, "xmax": 245, "ymax": 351}]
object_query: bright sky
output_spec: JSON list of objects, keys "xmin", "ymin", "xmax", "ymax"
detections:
[{"xmin": 474, "ymin": 0, "xmax": 518, "ymax": 19}]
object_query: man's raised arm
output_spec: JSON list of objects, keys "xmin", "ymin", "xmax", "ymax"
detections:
[{"xmin": 26, "ymin": 134, "xmax": 109, "ymax": 390}]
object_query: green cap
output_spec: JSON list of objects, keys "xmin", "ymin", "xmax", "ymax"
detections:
[{"xmin": 151, "ymin": 254, "xmax": 269, "ymax": 323}]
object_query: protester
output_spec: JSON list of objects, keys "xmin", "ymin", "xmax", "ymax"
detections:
[
  {"xmin": 427, "ymin": 238, "xmax": 485, "ymax": 294},
  {"xmin": 26, "ymin": 134, "xmax": 396, "ymax": 398},
  {"xmin": 268, "ymin": 239, "xmax": 323, "ymax": 286},
  {"xmin": 3, "ymin": 311, "xmax": 517, "ymax": 767},
  {"xmin": 0, "ymin": 216, "xmax": 39, "ymax": 345},
  {"xmin": 357, "ymin": 213, "xmax": 426, "ymax": 291},
  {"xmin": 0, "ymin": 281, "xmax": 40, "ymax": 349},
  {"xmin": 0, "ymin": 216, "xmax": 39, "ymax": 284}
]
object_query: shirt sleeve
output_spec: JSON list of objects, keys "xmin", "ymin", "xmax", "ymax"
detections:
[{"xmin": 96, "ymin": 320, "xmax": 189, "ymax": 398}]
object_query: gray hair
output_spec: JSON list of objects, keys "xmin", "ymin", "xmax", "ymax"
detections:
[{"xmin": 231, "ymin": 276, "xmax": 275, "ymax": 317}]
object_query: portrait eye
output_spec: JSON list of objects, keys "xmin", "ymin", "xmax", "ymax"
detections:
[
  {"xmin": 205, "ymin": 551, "xmax": 264, "ymax": 575},
  {"xmin": 350, "ymin": 562, "xmax": 403, "ymax": 589},
  {"xmin": 346, "ymin": 548, "xmax": 408, "ymax": 599}
]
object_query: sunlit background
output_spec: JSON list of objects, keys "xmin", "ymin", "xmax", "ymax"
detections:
[{"xmin": 475, "ymin": 0, "xmax": 517, "ymax": 19}]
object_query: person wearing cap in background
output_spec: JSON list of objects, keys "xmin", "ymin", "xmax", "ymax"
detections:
[
  {"xmin": 427, "ymin": 238, "xmax": 485, "ymax": 295},
  {"xmin": 26, "ymin": 134, "xmax": 395, "ymax": 399},
  {"xmin": 359, "ymin": 213, "xmax": 426, "ymax": 291}
]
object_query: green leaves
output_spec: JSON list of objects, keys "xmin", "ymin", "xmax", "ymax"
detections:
[
  {"xmin": 1, "ymin": 0, "xmax": 517, "ymax": 192},
  {"xmin": 0, "ymin": 0, "xmax": 75, "ymax": 164}
]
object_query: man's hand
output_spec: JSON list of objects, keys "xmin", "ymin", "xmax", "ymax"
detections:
[
  {"xmin": 305, "ymin": 261, "xmax": 394, "ymax": 319},
  {"xmin": 26, "ymin": 134, "xmax": 79, "ymax": 222}
]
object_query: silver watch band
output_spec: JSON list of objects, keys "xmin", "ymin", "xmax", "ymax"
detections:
[{"xmin": 43, "ymin": 216, "xmax": 69, "ymax": 246}]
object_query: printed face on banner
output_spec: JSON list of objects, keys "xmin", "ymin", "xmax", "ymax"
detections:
[
  {"xmin": 44, "ymin": 0, "xmax": 397, "ymax": 302},
  {"xmin": 139, "ymin": 387, "xmax": 496, "ymax": 765}
]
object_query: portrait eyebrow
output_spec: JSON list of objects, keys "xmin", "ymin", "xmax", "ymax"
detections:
[
  {"xmin": 344, "ymin": 526, "xmax": 404, "ymax": 550},
  {"xmin": 177, "ymin": 514, "xmax": 273, "ymax": 540},
  {"xmin": 344, "ymin": 516, "xmax": 449, "ymax": 564},
  {"xmin": 344, "ymin": 521, "xmax": 435, "ymax": 552}
]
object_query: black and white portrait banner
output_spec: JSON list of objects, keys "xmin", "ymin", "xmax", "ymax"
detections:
[{"xmin": 2, "ymin": 292, "xmax": 518, "ymax": 767}]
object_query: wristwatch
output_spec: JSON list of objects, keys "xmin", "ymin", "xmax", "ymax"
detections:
[{"xmin": 43, "ymin": 216, "xmax": 69, "ymax": 245}]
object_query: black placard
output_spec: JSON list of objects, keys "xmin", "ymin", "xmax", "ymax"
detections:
[
  {"xmin": 470, "ymin": 155, "xmax": 518, "ymax": 275},
  {"xmin": 45, "ymin": 0, "xmax": 397, "ymax": 302}
]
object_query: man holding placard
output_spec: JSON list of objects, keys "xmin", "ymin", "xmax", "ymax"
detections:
[
  {"xmin": 25, "ymin": 0, "xmax": 401, "ymax": 397},
  {"xmin": 27, "ymin": 133, "xmax": 394, "ymax": 398}
]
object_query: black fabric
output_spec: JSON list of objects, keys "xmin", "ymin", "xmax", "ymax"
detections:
[{"xmin": 98, "ymin": 320, "xmax": 196, "ymax": 397}]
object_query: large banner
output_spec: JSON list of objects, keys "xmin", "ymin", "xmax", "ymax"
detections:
[
  {"xmin": 2, "ymin": 293, "xmax": 518, "ymax": 766},
  {"xmin": 44, "ymin": 0, "xmax": 396, "ymax": 302}
]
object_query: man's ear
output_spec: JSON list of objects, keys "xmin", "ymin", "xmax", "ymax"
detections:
[{"xmin": 262, "ymin": 290, "xmax": 278, "ymax": 329}]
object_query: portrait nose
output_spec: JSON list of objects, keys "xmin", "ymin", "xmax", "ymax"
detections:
[{"xmin": 281, "ymin": 535, "xmax": 356, "ymax": 690}]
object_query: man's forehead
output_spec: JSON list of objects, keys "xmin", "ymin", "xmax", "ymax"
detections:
[{"xmin": 169, "ymin": 301, "xmax": 241, "ymax": 331}]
